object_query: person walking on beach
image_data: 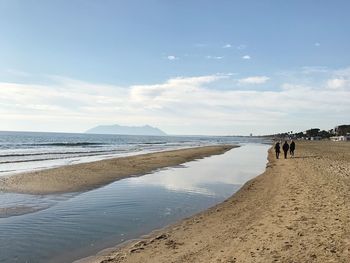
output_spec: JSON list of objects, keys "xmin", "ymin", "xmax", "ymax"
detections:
[
  {"xmin": 274, "ymin": 142, "xmax": 280, "ymax": 159},
  {"xmin": 290, "ymin": 140, "xmax": 295, "ymax": 157},
  {"xmin": 282, "ymin": 141, "xmax": 289, "ymax": 159}
]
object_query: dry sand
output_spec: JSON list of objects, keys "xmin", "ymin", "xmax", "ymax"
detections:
[
  {"xmin": 80, "ymin": 141, "xmax": 350, "ymax": 263},
  {"xmin": 0, "ymin": 145, "xmax": 234, "ymax": 194}
]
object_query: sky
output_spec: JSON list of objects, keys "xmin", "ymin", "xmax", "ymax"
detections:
[{"xmin": 0, "ymin": 0, "xmax": 349, "ymax": 135}]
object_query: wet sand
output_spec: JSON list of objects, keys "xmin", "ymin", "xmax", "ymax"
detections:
[
  {"xmin": 0, "ymin": 206, "xmax": 46, "ymax": 218},
  {"xmin": 80, "ymin": 141, "xmax": 350, "ymax": 263},
  {"xmin": 0, "ymin": 145, "xmax": 234, "ymax": 194}
]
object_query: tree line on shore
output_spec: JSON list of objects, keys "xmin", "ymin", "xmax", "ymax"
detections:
[{"xmin": 263, "ymin": 124, "xmax": 350, "ymax": 140}]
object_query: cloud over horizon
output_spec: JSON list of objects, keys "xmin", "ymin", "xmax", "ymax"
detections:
[{"xmin": 0, "ymin": 68, "xmax": 349, "ymax": 135}]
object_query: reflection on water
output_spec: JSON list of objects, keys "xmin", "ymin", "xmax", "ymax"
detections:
[
  {"xmin": 0, "ymin": 144, "xmax": 269, "ymax": 263},
  {"xmin": 132, "ymin": 144, "xmax": 268, "ymax": 194}
]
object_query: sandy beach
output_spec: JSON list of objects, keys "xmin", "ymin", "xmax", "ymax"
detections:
[
  {"xmin": 79, "ymin": 141, "xmax": 350, "ymax": 263},
  {"xmin": 0, "ymin": 145, "xmax": 234, "ymax": 194}
]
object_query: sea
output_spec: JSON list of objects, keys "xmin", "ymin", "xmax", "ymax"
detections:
[
  {"xmin": 0, "ymin": 131, "xmax": 271, "ymax": 263},
  {"xmin": 0, "ymin": 131, "xmax": 268, "ymax": 176}
]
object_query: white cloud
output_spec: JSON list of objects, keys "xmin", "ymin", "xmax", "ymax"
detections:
[
  {"xmin": 223, "ymin": 44, "xmax": 232, "ymax": 48},
  {"xmin": 130, "ymin": 75, "xmax": 227, "ymax": 103},
  {"xmin": 301, "ymin": 66, "xmax": 329, "ymax": 74},
  {"xmin": 242, "ymin": 55, "xmax": 251, "ymax": 60},
  {"xmin": 1, "ymin": 69, "xmax": 350, "ymax": 135},
  {"xmin": 334, "ymin": 67, "xmax": 350, "ymax": 76},
  {"xmin": 206, "ymin": 55, "xmax": 223, "ymax": 60},
  {"xmin": 315, "ymin": 42, "xmax": 321, "ymax": 47},
  {"xmin": 167, "ymin": 55, "xmax": 178, "ymax": 60},
  {"xmin": 238, "ymin": 76, "xmax": 270, "ymax": 84},
  {"xmin": 323, "ymin": 67, "xmax": 350, "ymax": 90},
  {"xmin": 327, "ymin": 78, "xmax": 349, "ymax": 89}
]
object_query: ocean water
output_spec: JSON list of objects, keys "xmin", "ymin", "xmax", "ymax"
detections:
[
  {"xmin": 0, "ymin": 131, "xmax": 268, "ymax": 176},
  {"xmin": 0, "ymin": 144, "xmax": 269, "ymax": 263},
  {"xmin": 0, "ymin": 132, "xmax": 270, "ymax": 262}
]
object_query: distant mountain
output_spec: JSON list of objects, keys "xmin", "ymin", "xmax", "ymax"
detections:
[{"xmin": 85, "ymin": 124, "xmax": 167, "ymax": 136}]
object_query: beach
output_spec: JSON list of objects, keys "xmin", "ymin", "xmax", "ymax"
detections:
[
  {"xmin": 79, "ymin": 141, "xmax": 350, "ymax": 263},
  {"xmin": 0, "ymin": 145, "xmax": 234, "ymax": 194}
]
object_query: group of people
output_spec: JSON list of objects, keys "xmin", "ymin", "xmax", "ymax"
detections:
[{"xmin": 274, "ymin": 140, "xmax": 295, "ymax": 159}]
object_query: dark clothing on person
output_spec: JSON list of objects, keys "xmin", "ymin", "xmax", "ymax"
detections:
[
  {"xmin": 282, "ymin": 141, "xmax": 289, "ymax": 159},
  {"xmin": 274, "ymin": 142, "xmax": 280, "ymax": 159},
  {"xmin": 290, "ymin": 141, "xmax": 295, "ymax": 157}
]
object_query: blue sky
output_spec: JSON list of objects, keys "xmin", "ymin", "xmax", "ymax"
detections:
[{"xmin": 0, "ymin": 0, "xmax": 349, "ymax": 135}]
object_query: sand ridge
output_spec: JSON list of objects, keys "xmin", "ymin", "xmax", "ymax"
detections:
[
  {"xmin": 0, "ymin": 145, "xmax": 235, "ymax": 194},
  {"xmin": 81, "ymin": 141, "xmax": 350, "ymax": 263}
]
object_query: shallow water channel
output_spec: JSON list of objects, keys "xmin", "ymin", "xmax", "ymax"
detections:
[{"xmin": 0, "ymin": 144, "xmax": 269, "ymax": 263}]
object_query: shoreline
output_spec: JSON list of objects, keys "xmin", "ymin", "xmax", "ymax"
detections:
[
  {"xmin": 0, "ymin": 145, "xmax": 235, "ymax": 194},
  {"xmin": 78, "ymin": 141, "xmax": 350, "ymax": 263}
]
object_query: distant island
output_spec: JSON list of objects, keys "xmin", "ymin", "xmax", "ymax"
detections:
[{"xmin": 85, "ymin": 124, "xmax": 167, "ymax": 136}]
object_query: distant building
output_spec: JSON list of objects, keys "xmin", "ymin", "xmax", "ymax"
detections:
[
  {"xmin": 330, "ymin": 136, "xmax": 350, "ymax": 141},
  {"xmin": 334, "ymin": 125, "xmax": 350, "ymax": 136}
]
